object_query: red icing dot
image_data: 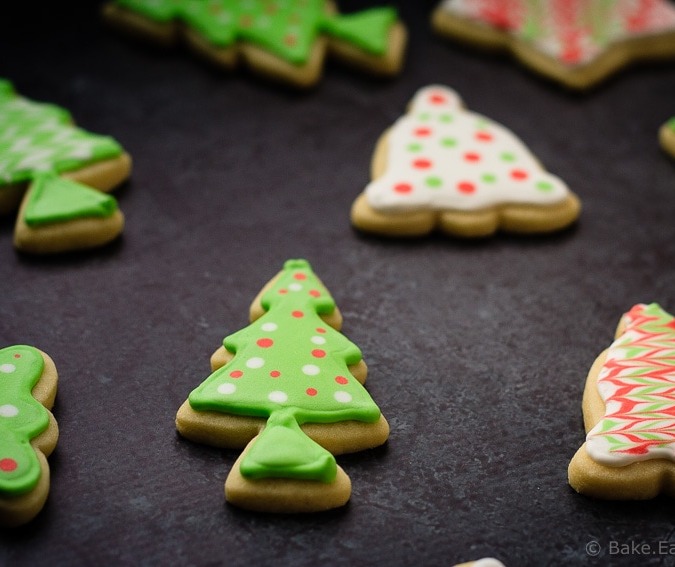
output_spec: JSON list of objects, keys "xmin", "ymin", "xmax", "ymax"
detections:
[
  {"xmin": 414, "ymin": 127, "xmax": 432, "ymax": 137},
  {"xmin": 413, "ymin": 158, "xmax": 432, "ymax": 169},
  {"xmin": 209, "ymin": 4, "xmax": 222, "ymax": 14},
  {"xmin": 284, "ymin": 34, "xmax": 297, "ymax": 47},
  {"xmin": 0, "ymin": 459, "xmax": 17, "ymax": 472},
  {"xmin": 464, "ymin": 152, "xmax": 480, "ymax": 162},
  {"xmin": 279, "ymin": 289, "xmax": 288, "ymax": 294},
  {"xmin": 457, "ymin": 182, "xmax": 476, "ymax": 194},
  {"xmin": 475, "ymin": 132, "xmax": 493, "ymax": 142},
  {"xmin": 429, "ymin": 93, "xmax": 446, "ymax": 105},
  {"xmin": 230, "ymin": 370, "xmax": 243, "ymax": 379},
  {"xmin": 394, "ymin": 183, "xmax": 413, "ymax": 194},
  {"xmin": 13, "ymin": 354, "xmax": 20, "ymax": 358},
  {"xmin": 312, "ymin": 349, "xmax": 326, "ymax": 358},
  {"xmin": 292, "ymin": 311, "xmax": 304, "ymax": 318},
  {"xmin": 265, "ymin": 3, "xmax": 278, "ymax": 14},
  {"xmin": 257, "ymin": 338, "xmax": 274, "ymax": 348},
  {"xmin": 239, "ymin": 14, "xmax": 253, "ymax": 27},
  {"xmin": 335, "ymin": 376, "xmax": 348, "ymax": 385},
  {"xmin": 511, "ymin": 169, "xmax": 528, "ymax": 180},
  {"xmin": 270, "ymin": 370, "xmax": 281, "ymax": 378},
  {"xmin": 316, "ymin": 327, "xmax": 326, "ymax": 334},
  {"xmin": 306, "ymin": 388, "xmax": 318, "ymax": 396},
  {"xmin": 309, "ymin": 290, "xmax": 321, "ymax": 298},
  {"xmin": 294, "ymin": 273, "xmax": 307, "ymax": 280}
]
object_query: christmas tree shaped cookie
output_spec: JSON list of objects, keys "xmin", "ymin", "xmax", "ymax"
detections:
[
  {"xmin": 660, "ymin": 117, "xmax": 675, "ymax": 159},
  {"xmin": 14, "ymin": 173, "xmax": 125, "ymax": 254},
  {"xmin": 432, "ymin": 0, "xmax": 675, "ymax": 90},
  {"xmin": 103, "ymin": 0, "xmax": 407, "ymax": 88},
  {"xmin": 176, "ymin": 259, "xmax": 389, "ymax": 512},
  {"xmin": 568, "ymin": 303, "xmax": 675, "ymax": 499},
  {"xmin": 351, "ymin": 85, "xmax": 580, "ymax": 238},
  {"xmin": 0, "ymin": 346, "xmax": 59, "ymax": 527},
  {"xmin": 0, "ymin": 79, "xmax": 131, "ymax": 254}
]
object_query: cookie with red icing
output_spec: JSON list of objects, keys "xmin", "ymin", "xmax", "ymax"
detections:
[
  {"xmin": 350, "ymin": 85, "xmax": 580, "ymax": 238},
  {"xmin": 176, "ymin": 259, "xmax": 389, "ymax": 513},
  {"xmin": 568, "ymin": 303, "xmax": 675, "ymax": 499},
  {"xmin": 103, "ymin": 0, "xmax": 407, "ymax": 88},
  {"xmin": 432, "ymin": 0, "xmax": 675, "ymax": 90},
  {"xmin": 660, "ymin": 118, "xmax": 675, "ymax": 159},
  {"xmin": 0, "ymin": 346, "xmax": 58, "ymax": 527}
]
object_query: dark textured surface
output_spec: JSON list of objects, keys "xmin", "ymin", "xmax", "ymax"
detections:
[{"xmin": 2, "ymin": 1, "xmax": 675, "ymax": 565}]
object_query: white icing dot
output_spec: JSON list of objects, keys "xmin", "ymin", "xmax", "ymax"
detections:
[
  {"xmin": 334, "ymin": 391, "xmax": 352, "ymax": 403},
  {"xmin": 302, "ymin": 364, "xmax": 320, "ymax": 376},
  {"xmin": 246, "ymin": 357, "xmax": 265, "ymax": 369},
  {"xmin": 0, "ymin": 364, "xmax": 16, "ymax": 373},
  {"xmin": 261, "ymin": 322, "xmax": 278, "ymax": 332},
  {"xmin": 310, "ymin": 336, "xmax": 326, "ymax": 345},
  {"xmin": 0, "ymin": 404, "xmax": 19, "ymax": 417},
  {"xmin": 288, "ymin": 283, "xmax": 302, "ymax": 291},
  {"xmin": 217, "ymin": 383, "xmax": 236, "ymax": 395},
  {"xmin": 268, "ymin": 391, "xmax": 288, "ymax": 403}
]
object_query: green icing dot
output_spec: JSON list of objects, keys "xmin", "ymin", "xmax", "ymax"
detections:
[
  {"xmin": 440, "ymin": 138, "xmax": 457, "ymax": 148},
  {"xmin": 407, "ymin": 142, "xmax": 423, "ymax": 152},
  {"xmin": 418, "ymin": 113, "xmax": 430, "ymax": 122},
  {"xmin": 481, "ymin": 173, "xmax": 497, "ymax": 183},
  {"xmin": 425, "ymin": 176, "xmax": 442, "ymax": 188},
  {"xmin": 536, "ymin": 180, "xmax": 554, "ymax": 191},
  {"xmin": 439, "ymin": 114, "xmax": 453, "ymax": 123},
  {"xmin": 500, "ymin": 152, "xmax": 516, "ymax": 162}
]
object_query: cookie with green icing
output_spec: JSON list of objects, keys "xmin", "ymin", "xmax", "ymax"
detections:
[
  {"xmin": 14, "ymin": 172, "xmax": 125, "ymax": 254},
  {"xmin": 660, "ymin": 117, "xmax": 675, "ymax": 159},
  {"xmin": 176, "ymin": 259, "xmax": 389, "ymax": 512},
  {"xmin": 103, "ymin": 0, "xmax": 407, "ymax": 88},
  {"xmin": 0, "ymin": 80, "xmax": 131, "ymax": 254},
  {"xmin": 0, "ymin": 345, "xmax": 59, "ymax": 527}
]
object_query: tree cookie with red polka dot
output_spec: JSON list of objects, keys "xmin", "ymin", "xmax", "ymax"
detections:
[
  {"xmin": 350, "ymin": 85, "xmax": 580, "ymax": 238},
  {"xmin": 0, "ymin": 346, "xmax": 58, "ymax": 527},
  {"xmin": 176, "ymin": 259, "xmax": 389, "ymax": 513},
  {"xmin": 432, "ymin": 0, "xmax": 675, "ymax": 90},
  {"xmin": 103, "ymin": 0, "xmax": 406, "ymax": 88},
  {"xmin": 660, "ymin": 118, "xmax": 675, "ymax": 159}
]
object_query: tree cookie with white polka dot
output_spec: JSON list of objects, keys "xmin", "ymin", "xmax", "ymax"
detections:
[
  {"xmin": 103, "ymin": 0, "xmax": 407, "ymax": 89},
  {"xmin": 350, "ymin": 85, "xmax": 581, "ymax": 238},
  {"xmin": 660, "ymin": 118, "xmax": 675, "ymax": 160},
  {"xmin": 0, "ymin": 346, "xmax": 58, "ymax": 527},
  {"xmin": 176, "ymin": 259, "xmax": 389, "ymax": 513}
]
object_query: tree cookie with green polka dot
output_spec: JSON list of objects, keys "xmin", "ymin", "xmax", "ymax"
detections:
[
  {"xmin": 660, "ymin": 118, "xmax": 675, "ymax": 160},
  {"xmin": 0, "ymin": 345, "xmax": 58, "ymax": 527},
  {"xmin": 176, "ymin": 259, "xmax": 389, "ymax": 513},
  {"xmin": 103, "ymin": 0, "xmax": 407, "ymax": 88},
  {"xmin": 351, "ymin": 85, "xmax": 581, "ymax": 238}
]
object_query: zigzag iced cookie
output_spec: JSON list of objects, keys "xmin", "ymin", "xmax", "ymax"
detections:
[
  {"xmin": 568, "ymin": 303, "xmax": 675, "ymax": 499},
  {"xmin": 432, "ymin": 0, "xmax": 675, "ymax": 90},
  {"xmin": 176, "ymin": 259, "xmax": 389, "ymax": 513},
  {"xmin": 103, "ymin": 0, "xmax": 407, "ymax": 88},
  {"xmin": 660, "ymin": 118, "xmax": 675, "ymax": 159},
  {"xmin": 0, "ymin": 80, "xmax": 130, "ymax": 253},
  {"xmin": 0, "ymin": 346, "xmax": 58, "ymax": 527},
  {"xmin": 350, "ymin": 85, "xmax": 580, "ymax": 237}
]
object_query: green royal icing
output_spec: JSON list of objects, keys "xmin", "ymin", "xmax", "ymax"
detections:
[
  {"xmin": 115, "ymin": 0, "xmax": 396, "ymax": 64},
  {"xmin": 23, "ymin": 172, "xmax": 118, "ymax": 227},
  {"xmin": 0, "ymin": 346, "xmax": 50, "ymax": 496},
  {"xmin": 0, "ymin": 79, "xmax": 123, "ymax": 186},
  {"xmin": 189, "ymin": 259, "xmax": 382, "ymax": 483}
]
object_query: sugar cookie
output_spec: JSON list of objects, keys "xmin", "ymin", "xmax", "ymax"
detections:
[
  {"xmin": 176, "ymin": 259, "xmax": 389, "ymax": 513},
  {"xmin": 103, "ymin": 0, "xmax": 407, "ymax": 88},
  {"xmin": 568, "ymin": 303, "xmax": 675, "ymax": 499},
  {"xmin": 0, "ymin": 346, "xmax": 58, "ymax": 527},
  {"xmin": 432, "ymin": 0, "xmax": 675, "ymax": 90},
  {"xmin": 350, "ymin": 85, "xmax": 580, "ymax": 237}
]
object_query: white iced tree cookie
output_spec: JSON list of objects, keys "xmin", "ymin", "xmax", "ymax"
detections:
[{"xmin": 351, "ymin": 85, "xmax": 580, "ymax": 237}]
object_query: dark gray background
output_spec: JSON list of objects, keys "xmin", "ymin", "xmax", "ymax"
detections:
[{"xmin": 2, "ymin": 1, "xmax": 675, "ymax": 565}]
